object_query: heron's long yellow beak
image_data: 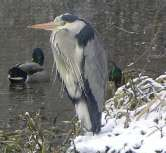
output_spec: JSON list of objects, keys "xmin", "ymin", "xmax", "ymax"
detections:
[{"xmin": 28, "ymin": 21, "xmax": 61, "ymax": 31}]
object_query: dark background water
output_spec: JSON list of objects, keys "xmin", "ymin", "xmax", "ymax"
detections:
[{"xmin": 0, "ymin": 0, "xmax": 165, "ymax": 131}]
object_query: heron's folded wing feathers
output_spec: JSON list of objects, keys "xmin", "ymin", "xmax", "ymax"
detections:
[
  {"xmin": 84, "ymin": 36, "xmax": 108, "ymax": 112},
  {"xmin": 51, "ymin": 30, "xmax": 107, "ymax": 108}
]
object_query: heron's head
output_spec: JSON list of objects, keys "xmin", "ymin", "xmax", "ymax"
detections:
[
  {"xmin": 29, "ymin": 13, "xmax": 95, "ymax": 47},
  {"xmin": 32, "ymin": 48, "xmax": 44, "ymax": 66},
  {"xmin": 28, "ymin": 13, "xmax": 81, "ymax": 32}
]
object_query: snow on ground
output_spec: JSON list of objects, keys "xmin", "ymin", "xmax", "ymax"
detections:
[{"xmin": 68, "ymin": 74, "xmax": 166, "ymax": 153}]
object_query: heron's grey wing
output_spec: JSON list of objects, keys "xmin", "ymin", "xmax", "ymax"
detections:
[
  {"xmin": 19, "ymin": 62, "xmax": 44, "ymax": 75},
  {"xmin": 51, "ymin": 29, "xmax": 107, "ymax": 133},
  {"xmin": 83, "ymin": 35, "xmax": 108, "ymax": 112}
]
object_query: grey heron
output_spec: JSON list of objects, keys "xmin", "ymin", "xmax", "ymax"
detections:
[
  {"xmin": 8, "ymin": 48, "xmax": 50, "ymax": 83},
  {"xmin": 29, "ymin": 13, "xmax": 108, "ymax": 133}
]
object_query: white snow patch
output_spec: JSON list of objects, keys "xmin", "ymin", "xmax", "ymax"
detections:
[{"xmin": 68, "ymin": 74, "xmax": 166, "ymax": 153}]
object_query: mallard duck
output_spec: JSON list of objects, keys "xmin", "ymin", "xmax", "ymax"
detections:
[
  {"xmin": 8, "ymin": 48, "xmax": 50, "ymax": 84},
  {"xmin": 109, "ymin": 61, "xmax": 122, "ymax": 89}
]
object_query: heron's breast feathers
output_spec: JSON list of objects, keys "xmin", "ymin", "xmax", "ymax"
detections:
[{"xmin": 53, "ymin": 42, "xmax": 84, "ymax": 99}]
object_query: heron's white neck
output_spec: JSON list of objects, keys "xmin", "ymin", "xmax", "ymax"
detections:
[
  {"xmin": 64, "ymin": 20, "xmax": 86, "ymax": 35},
  {"xmin": 50, "ymin": 20, "xmax": 86, "ymax": 48}
]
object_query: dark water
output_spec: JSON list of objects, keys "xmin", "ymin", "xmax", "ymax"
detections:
[{"xmin": 0, "ymin": 48, "xmax": 74, "ymax": 130}]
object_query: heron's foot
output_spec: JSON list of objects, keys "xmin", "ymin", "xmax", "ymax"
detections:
[{"xmin": 91, "ymin": 125, "xmax": 101, "ymax": 135}]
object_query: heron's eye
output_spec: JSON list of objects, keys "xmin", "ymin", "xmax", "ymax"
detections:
[
  {"xmin": 54, "ymin": 17, "xmax": 66, "ymax": 26},
  {"xmin": 54, "ymin": 16, "xmax": 62, "ymax": 22}
]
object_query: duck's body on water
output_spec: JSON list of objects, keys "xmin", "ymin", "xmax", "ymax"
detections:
[{"xmin": 8, "ymin": 48, "xmax": 49, "ymax": 84}]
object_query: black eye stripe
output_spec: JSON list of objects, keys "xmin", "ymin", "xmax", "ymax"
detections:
[{"xmin": 61, "ymin": 14, "xmax": 78, "ymax": 22}]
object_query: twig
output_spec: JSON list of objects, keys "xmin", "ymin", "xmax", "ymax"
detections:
[{"xmin": 113, "ymin": 25, "xmax": 137, "ymax": 34}]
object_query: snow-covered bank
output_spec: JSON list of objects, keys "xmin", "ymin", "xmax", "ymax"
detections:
[{"xmin": 68, "ymin": 74, "xmax": 166, "ymax": 153}]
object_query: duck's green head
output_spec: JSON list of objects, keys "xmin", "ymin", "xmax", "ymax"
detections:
[
  {"xmin": 109, "ymin": 62, "xmax": 123, "ymax": 88},
  {"xmin": 32, "ymin": 48, "xmax": 44, "ymax": 66},
  {"xmin": 109, "ymin": 62, "xmax": 122, "ymax": 81}
]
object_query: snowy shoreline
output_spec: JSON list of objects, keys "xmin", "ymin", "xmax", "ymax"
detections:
[{"xmin": 68, "ymin": 74, "xmax": 166, "ymax": 153}]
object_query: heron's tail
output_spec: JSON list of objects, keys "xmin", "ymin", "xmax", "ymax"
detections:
[
  {"xmin": 75, "ymin": 79, "xmax": 102, "ymax": 134},
  {"xmin": 85, "ymin": 97, "xmax": 102, "ymax": 134},
  {"xmin": 75, "ymin": 99, "xmax": 101, "ymax": 134},
  {"xmin": 83, "ymin": 79, "xmax": 102, "ymax": 133}
]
